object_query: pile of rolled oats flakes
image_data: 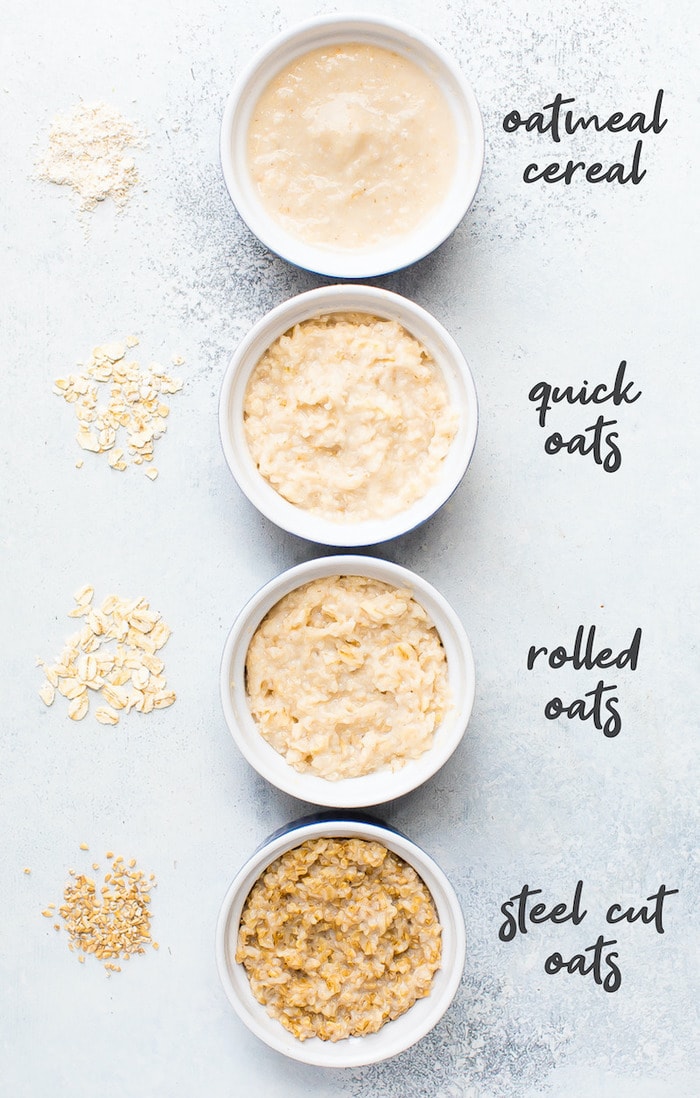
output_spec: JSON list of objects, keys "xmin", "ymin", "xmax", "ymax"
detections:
[
  {"xmin": 38, "ymin": 585, "xmax": 175, "ymax": 724},
  {"xmin": 42, "ymin": 845, "xmax": 158, "ymax": 973},
  {"xmin": 54, "ymin": 338, "xmax": 183, "ymax": 479}
]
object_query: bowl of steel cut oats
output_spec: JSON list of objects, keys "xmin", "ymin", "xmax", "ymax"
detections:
[{"xmin": 215, "ymin": 814, "xmax": 466, "ymax": 1066}]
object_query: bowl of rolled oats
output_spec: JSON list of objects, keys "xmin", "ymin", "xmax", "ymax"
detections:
[
  {"xmin": 220, "ymin": 554, "xmax": 475, "ymax": 807},
  {"xmin": 216, "ymin": 814, "xmax": 466, "ymax": 1066}
]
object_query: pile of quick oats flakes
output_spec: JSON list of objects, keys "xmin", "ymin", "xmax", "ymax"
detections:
[
  {"xmin": 54, "ymin": 338, "xmax": 183, "ymax": 479},
  {"xmin": 38, "ymin": 585, "xmax": 175, "ymax": 725}
]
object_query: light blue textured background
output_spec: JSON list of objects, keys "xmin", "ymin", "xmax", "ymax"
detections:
[{"xmin": 1, "ymin": 1, "xmax": 697, "ymax": 1095}]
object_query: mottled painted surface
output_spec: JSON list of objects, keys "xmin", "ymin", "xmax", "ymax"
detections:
[{"xmin": 1, "ymin": 0, "xmax": 697, "ymax": 1095}]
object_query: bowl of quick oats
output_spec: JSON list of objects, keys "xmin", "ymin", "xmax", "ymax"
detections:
[
  {"xmin": 218, "ymin": 284, "xmax": 478, "ymax": 547},
  {"xmin": 220, "ymin": 554, "xmax": 475, "ymax": 808},
  {"xmin": 215, "ymin": 814, "xmax": 466, "ymax": 1066}
]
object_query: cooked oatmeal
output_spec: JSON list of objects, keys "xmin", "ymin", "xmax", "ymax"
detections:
[
  {"xmin": 243, "ymin": 312, "xmax": 458, "ymax": 522},
  {"xmin": 246, "ymin": 43, "xmax": 457, "ymax": 250},
  {"xmin": 235, "ymin": 837, "xmax": 442, "ymax": 1041},
  {"xmin": 245, "ymin": 575, "xmax": 451, "ymax": 780}
]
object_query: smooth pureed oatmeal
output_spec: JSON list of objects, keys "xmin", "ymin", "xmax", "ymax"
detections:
[
  {"xmin": 236, "ymin": 837, "xmax": 442, "ymax": 1041},
  {"xmin": 245, "ymin": 575, "xmax": 451, "ymax": 780},
  {"xmin": 243, "ymin": 313, "xmax": 458, "ymax": 522},
  {"xmin": 247, "ymin": 43, "xmax": 457, "ymax": 249}
]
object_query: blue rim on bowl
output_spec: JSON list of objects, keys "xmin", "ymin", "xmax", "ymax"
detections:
[
  {"xmin": 216, "ymin": 813, "xmax": 467, "ymax": 1066},
  {"xmin": 218, "ymin": 284, "xmax": 479, "ymax": 547}
]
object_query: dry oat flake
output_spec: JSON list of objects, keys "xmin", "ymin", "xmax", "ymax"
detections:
[
  {"xmin": 54, "ymin": 338, "xmax": 183, "ymax": 476},
  {"xmin": 37, "ymin": 585, "xmax": 175, "ymax": 724},
  {"xmin": 44, "ymin": 848, "xmax": 158, "ymax": 973},
  {"xmin": 36, "ymin": 101, "xmax": 144, "ymax": 211}
]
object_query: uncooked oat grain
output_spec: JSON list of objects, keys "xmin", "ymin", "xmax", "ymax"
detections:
[
  {"xmin": 54, "ymin": 339, "xmax": 182, "ymax": 474},
  {"xmin": 47, "ymin": 851, "xmax": 157, "ymax": 970},
  {"xmin": 36, "ymin": 101, "xmax": 144, "ymax": 211},
  {"xmin": 38, "ymin": 588, "xmax": 175, "ymax": 725}
]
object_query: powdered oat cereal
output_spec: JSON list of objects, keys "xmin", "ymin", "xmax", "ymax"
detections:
[
  {"xmin": 236, "ymin": 837, "xmax": 442, "ymax": 1041},
  {"xmin": 243, "ymin": 313, "xmax": 457, "ymax": 522},
  {"xmin": 245, "ymin": 575, "xmax": 451, "ymax": 780},
  {"xmin": 36, "ymin": 101, "xmax": 144, "ymax": 211}
]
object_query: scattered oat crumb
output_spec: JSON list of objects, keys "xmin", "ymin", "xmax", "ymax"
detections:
[
  {"xmin": 46, "ymin": 852, "xmax": 158, "ymax": 970},
  {"xmin": 79, "ymin": 842, "xmax": 89, "ymax": 851},
  {"xmin": 54, "ymin": 339, "xmax": 182, "ymax": 475},
  {"xmin": 75, "ymin": 459, "xmax": 83, "ymax": 469},
  {"xmin": 35, "ymin": 101, "xmax": 145, "ymax": 211},
  {"xmin": 106, "ymin": 851, "xmax": 114, "ymax": 859},
  {"xmin": 171, "ymin": 354, "xmax": 184, "ymax": 366},
  {"xmin": 23, "ymin": 867, "xmax": 31, "ymax": 875},
  {"xmin": 144, "ymin": 467, "xmax": 159, "ymax": 481},
  {"xmin": 38, "ymin": 681, "xmax": 55, "ymax": 706},
  {"xmin": 38, "ymin": 588, "xmax": 175, "ymax": 725}
]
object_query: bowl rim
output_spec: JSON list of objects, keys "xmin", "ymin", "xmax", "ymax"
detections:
[
  {"xmin": 219, "ymin": 553, "xmax": 476, "ymax": 808},
  {"xmin": 218, "ymin": 283, "xmax": 479, "ymax": 547},
  {"xmin": 219, "ymin": 12, "xmax": 485, "ymax": 278},
  {"xmin": 215, "ymin": 813, "xmax": 467, "ymax": 1067}
]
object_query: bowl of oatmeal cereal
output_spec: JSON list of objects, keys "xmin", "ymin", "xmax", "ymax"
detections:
[
  {"xmin": 220, "ymin": 554, "xmax": 475, "ymax": 807},
  {"xmin": 219, "ymin": 284, "xmax": 478, "ymax": 547},
  {"xmin": 220, "ymin": 15, "xmax": 484, "ymax": 277},
  {"xmin": 216, "ymin": 814, "xmax": 466, "ymax": 1066}
]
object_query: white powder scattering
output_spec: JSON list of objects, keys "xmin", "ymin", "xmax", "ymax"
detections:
[{"xmin": 36, "ymin": 101, "xmax": 144, "ymax": 210}]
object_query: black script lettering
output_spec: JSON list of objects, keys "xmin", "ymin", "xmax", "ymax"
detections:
[
  {"xmin": 523, "ymin": 142, "xmax": 646, "ymax": 185},
  {"xmin": 544, "ymin": 680, "xmax": 621, "ymax": 737},
  {"xmin": 499, "ymin": 882, "xmax": 587, "ymax": 942},
  {"xmin": 544, "ymin": 416, "xmax": 621, "ymax": 471},
  {"xmin": 607, "ymin": 885, "xmax": 679, "ymax": 934},
  {"xmin": 544, "ymin": 935, "xmax": 622, "ymax": 992},
  {"xmin": 528, "ymin": 363, "xmax": 641, "ymax": 428}
]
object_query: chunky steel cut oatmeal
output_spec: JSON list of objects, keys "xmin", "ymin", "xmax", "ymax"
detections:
[{"xmin": 235, "ymin": 837, "xmax": 442, "ymax": 1041}]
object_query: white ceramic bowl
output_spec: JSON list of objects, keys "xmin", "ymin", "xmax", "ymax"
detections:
[
  {"xmin": 216, "ymin": 813, "xmax": 466, "ymax": 1066},
  {"xmin": 220, "ymin": 14, "xmax": 484, "ymax": 277},
  {"xmin": 218, "ymin": 284, "xmax": 478, "ymax": 547},
  {"xmin": 220, "ymin": 554, "xmax": 475, "ymax": 807}
]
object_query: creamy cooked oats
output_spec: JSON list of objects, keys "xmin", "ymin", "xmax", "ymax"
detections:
[
  {"xmin": 235, "ymin": 837, "xmax": 442, "ymax": 1041},
  {"xmin": 245, "ymin": 575, "xmax": 450, "ymax": 780},
  {"xmin": 247, "ymin": 43, "xmax": 456, "ymax": 249},
  {"xmin": 243, "ymin": 313, "xmax": 458, "ymax": 522}
]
